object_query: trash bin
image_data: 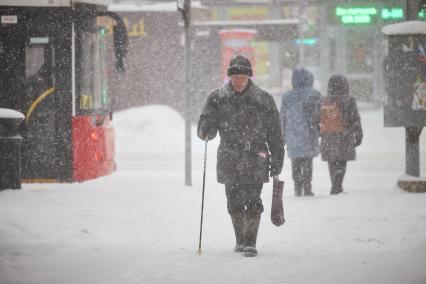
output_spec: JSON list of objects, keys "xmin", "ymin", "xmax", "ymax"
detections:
[{"xmin": 0, "ymin": 108, "xmax": 24, "ymax": 190}]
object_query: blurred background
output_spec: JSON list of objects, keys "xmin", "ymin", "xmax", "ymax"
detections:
[{"xmin": 107, "ymin": 0, "xmax": 422, "ymax": 119}]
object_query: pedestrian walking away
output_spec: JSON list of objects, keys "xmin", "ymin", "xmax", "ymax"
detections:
[
  {"xmin": 320, "ymin": 74, "xmax": 363, "ymax": 195},
  {"xmin": 197, "ymin": 55, "xmax": 284, "ymax": 257},
  {"xmin": 280, "ymin": 67, "xmax": 321, "ymax": 196}
]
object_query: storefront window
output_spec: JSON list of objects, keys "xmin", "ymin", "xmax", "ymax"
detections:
[{"xmin": 346, "ymin": 31, "xmax": 374, "ymax": 73}]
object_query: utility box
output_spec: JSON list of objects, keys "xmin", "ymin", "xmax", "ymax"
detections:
[
  {"xmin": 382, "ymin": 21, "xmax": 426, "ymax": 127},
  {"xmin": 0, "ymin": 108, "xmax": 24, "ymax": 190}
]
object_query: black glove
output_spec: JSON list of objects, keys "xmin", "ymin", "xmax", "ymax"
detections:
[
  {"xmin": 269, "ymin": 161, "xmax": 282, "ymax": 177},
  {"xmin": 354, "ymin": 134, "xmax": 362, "ymax": 147},
  {"xmin": 354, "ymin": 139, "xmax": 362, "ymax": 147},
  {"xmin": 198, "ymin": 120, "xmax": 217, "ymax": 141},
  {"xmin": 201, "ymin": 129, "xmax": 217, "ymax": 141}
]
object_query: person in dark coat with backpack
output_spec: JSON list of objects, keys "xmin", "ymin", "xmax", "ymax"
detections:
[
  {"xmin": 320, "ymin": 75, "xmax": 363, "ymax": 195},
  {"xmin": 197, "ymin": 55, "xmax": 284, "ymax": 257},
  {"xmin": 280, "ymin": 67, "xmax": 321, "ymax": 196}
]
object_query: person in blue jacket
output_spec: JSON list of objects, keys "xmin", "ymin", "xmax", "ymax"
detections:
[{"xmin": 280, "ymin": 67, "xmax": 321, "ymax": 196}]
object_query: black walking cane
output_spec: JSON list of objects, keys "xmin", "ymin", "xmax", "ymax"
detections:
[{"xmin": 197, "ymin": 138, "xmax": 208, "ymax": 256}]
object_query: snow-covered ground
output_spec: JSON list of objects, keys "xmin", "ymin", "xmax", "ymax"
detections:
[{"xmin": 1, "ymin": 105, "xmax": 425, "ymax": 284}]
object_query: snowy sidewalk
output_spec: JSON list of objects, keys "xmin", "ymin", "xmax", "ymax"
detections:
[{"xmin": 0, "ymin": 106, "xmax": 425, "ymax": 284}]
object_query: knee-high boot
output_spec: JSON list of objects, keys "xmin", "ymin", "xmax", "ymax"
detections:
[
  {"xmin": 243, "ymin": 213, "xmax": 261, "ymax": 257},
  {"xmin": 230, "ymin": 213, "xmax": 245, "ymax": 252}
]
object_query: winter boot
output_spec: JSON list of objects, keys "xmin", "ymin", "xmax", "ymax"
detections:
[
  {"xmin": 243, "ymin": 213, "xmax": 261, "ymax": 257},
  {"xmin": 303, "ymin": 182, "xmax": 315, "ymax": 196},
  {"xmin": 294, "ymin": 182, "xmax": 302, "ymax": 197},
  {"xmin": 230, "ymin": 213, "xmax": 244, "ymax": 252},
  {"xmin": 330, "ymin": 186, "xmax": 343, "ymax": 195}
]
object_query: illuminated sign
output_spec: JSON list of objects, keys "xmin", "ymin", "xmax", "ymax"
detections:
[
  {"xmin": 294, "ymin": 38, "xmax": 317, "ymax": 46},
  {"xmin": 336, "ymin": 6, "xmax": 426, "ymax": 24},
  {"xmin": 336, "ymin": 7, "xmax": 377, "ymax": 24},
  {"xmin": 381, "ymin": 8, "xmax": 403, "ymax": 20}
]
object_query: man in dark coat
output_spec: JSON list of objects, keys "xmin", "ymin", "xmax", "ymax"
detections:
[
  {"xmin": 197, "ymin": 55, "xmax": 284, "ymax": 257},
  {"xmin": 280, "ymin": 67, "xmax": 321, "ymax": 196},
  {"xmin": 320, "ymin": 75, "xmax": 363, "ymax": 195}
]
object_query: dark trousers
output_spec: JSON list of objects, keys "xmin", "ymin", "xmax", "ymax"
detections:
[
  {"xmin": 291, "ymin": 158, "xmax": 313, "ymax": 192},
  {"xmin": 328, "ymin": 161, "xmax": 347, "ymax": 192},
  {"xmin": 225, "ymin": 183, "xmax": 264, "ymax": 215}
]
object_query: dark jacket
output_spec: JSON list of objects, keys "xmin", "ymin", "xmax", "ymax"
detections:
[
  {"xmin": 320, "ymin": 75, "xmax": 363, "ymax": 162},
  {"xmin": 280, "ymin": 68, "xmax": 321, "ymax": 159},
  {"xmin": 197, "ymin": 80, "xmax": 284, "ymax": 184}
]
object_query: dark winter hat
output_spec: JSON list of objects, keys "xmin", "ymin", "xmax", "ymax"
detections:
[
  {"xmin": 227, "ymin": 55, "xmax": 253, "ymax": 77},
  {"xmin": 328, "ymin": 74, "xmax": 349, "ymax": 97}
]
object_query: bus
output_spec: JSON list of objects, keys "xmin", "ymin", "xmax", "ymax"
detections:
[{"xmin": 0, "ymin": 0, "xmax": 128, "ymax": 182}]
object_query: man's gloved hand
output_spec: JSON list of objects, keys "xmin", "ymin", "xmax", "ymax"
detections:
[
  {"xmin": 354, "ymin": 133, "xmax": 362, "ymax": 147},
  {"xmin": 203, "ymin": 129, "xmax": 217, "ymax": 141},
  {"xmin": 269, "ymin": 161, "xmax": 282, "ymax": 177},
  {"xmin": 198, "ymin": 121, "xmax": 217, "ymax": 141},
  {"xmin": 354, "ymin": 139, "xmax": 361, "ymax": 147}
]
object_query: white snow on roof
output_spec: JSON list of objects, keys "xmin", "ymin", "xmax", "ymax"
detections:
[
  {"xmin": 108, "ymin": 1, "xmax": 205, "ymax": 12},
  {"xmin": 382, "ymin": 21, "xmax": 426, "ymax": 35},
  {"xmin": 0, "ymin": 108, "xmax": 24, "ymax": 119},
  {"xmin": 0, "ymin": 0, "xmax": 110, "ymax": 7},
  {"xmin": 194, "ymin": 18, "xmax": 299, "ymax": 27},
  {"xmin": 218, "ymin": 28, "xmax": 258, "ymax": 35}
]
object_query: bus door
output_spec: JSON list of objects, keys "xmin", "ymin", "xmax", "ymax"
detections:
[
  {"xmin": 22, "ymin": 33, "xmax": 59, "ymax": 181},
  {"xmin": 0, "ymin": 8, "xmax": 66, "ymax": 181},
  {"xmin": 71, "ymin": 15, "xmax": 117, "ymax": 181}
]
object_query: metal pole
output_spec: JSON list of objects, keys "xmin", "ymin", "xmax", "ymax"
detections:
[
  {"xmin": 298, "ymin": 0, "xmax": 307, "ymax": 66},
  {"xmin": 184, "ymin": 0, "xmax": 192, "ymax": 186},
  {"xmin": 406, "ymin": 0, "xmax": 420, "ymax": 20},
  {"xmin": 405, "ymin": 0, "xmax": 423, "ymax": 177},
  {"xmin": 406, "ymin": 127, "xmax": 423, "ymax": 177}
]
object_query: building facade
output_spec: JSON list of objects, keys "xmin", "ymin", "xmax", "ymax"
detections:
[{"xmin": 108, "ymin": 0, "xmax": 425, "ymax": 115}]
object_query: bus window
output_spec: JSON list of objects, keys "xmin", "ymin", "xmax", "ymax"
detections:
[
  {"xmin": 79, "ymin": 18, "xmax": 111, "ymax": 113},
  {"xmin": 24, "ymin": 43, "xmax": 54, "ymax": 110},
  {"xmin": 0, "ymin": 39, "xmax": 25, "ymax": 111},
  {"xmin": 25, "ymin": 45, "xmax": 45, "ymax": 79},
  {"xmin": 98, "ymin": 25, "xmax": 110, "ymax": 108},
  {"xmin": 0, "ymin": 41, "xmax": 5, "ymax": 104},
  {"xmin": 80, "ymin": 30, "xmax": 99, "ymax": 111}
]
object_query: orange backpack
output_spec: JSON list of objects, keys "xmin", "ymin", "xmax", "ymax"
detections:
[{"xmin": 320, "ymin": 97, "xmax": 345, "ymax": 134}]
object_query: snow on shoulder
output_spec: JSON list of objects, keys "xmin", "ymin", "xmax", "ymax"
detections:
[
  {"xmin": 0, "ymin": 108, "xmax": 25, "ymax": 119},
  {"xmin": 382, "ymin": 21, "xmax": 426, "ymax": 35}
]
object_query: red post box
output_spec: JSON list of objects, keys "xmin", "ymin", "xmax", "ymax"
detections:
[{"xmin": 219, "ymin": 29, "xmax": 257, "ymax": 82}]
